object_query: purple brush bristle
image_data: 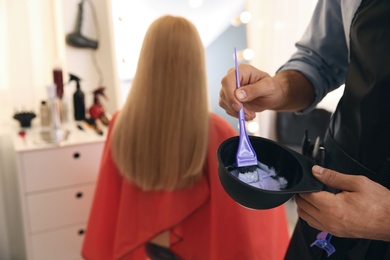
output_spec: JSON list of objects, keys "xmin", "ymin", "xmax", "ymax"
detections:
[{"xmin": 234, "ymin": 48, "xmax": 258, "ymax": 175}]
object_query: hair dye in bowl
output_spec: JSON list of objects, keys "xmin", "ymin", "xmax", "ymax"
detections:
[{"xmin": 227, "ymin": 162, "xmax": 288, "ymax": 191}]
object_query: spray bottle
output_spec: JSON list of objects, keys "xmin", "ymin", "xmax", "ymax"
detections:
[
  {"xmin": 69, "ymin": 73, "xmax": 85, "ymax": 121},
  {"xmin": 88, "ymin": 87, "xmax": 109, "ymax": 126}
]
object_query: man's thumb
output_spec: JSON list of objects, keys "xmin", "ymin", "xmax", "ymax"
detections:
[
  {"xmin": 312, "ymin": 165, "xmax": 351, "ymax": 191},
  {"xmin": 235, "ymin": 89, "xmax": 247, "ymax": 102}
]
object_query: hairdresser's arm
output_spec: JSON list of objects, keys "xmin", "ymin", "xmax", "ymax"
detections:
[
  {"xmin": 219, "ymin": 66, "xmax": 315, "ymax": 121},
  {"xmin": 277, "ymin": 0, "xmax": 349, "ymax": 113},
  {"xmin": 296, "ymin": 166, "xmax": 390, "ymax": 241},
  {"xmin": 219, "ymin": 0, "xmax": 349, "ymax": 120}
]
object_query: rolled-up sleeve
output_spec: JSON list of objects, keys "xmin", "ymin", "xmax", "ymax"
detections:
[{"xmin": 278, "ymin": 0, "xmax": 349, "ymax": 112}]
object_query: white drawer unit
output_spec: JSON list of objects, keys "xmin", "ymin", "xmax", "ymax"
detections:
[
  {"xmin": 21, "ymin": 143, "xmax": 102, "ymax": 192},
  {"xmin": 27, "ymin": 184, "xmax": 96, "ymax": 233},
  {"xmin": 31, "ymin": 224, "xmax": 87, "ymax": 260},
  {"xmin": 3, "ymin": 125, "xmax": 106, "ymax": 260}
]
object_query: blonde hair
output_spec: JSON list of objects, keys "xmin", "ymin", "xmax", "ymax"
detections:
[{"xmin": 111, "ymin": 15, "xmax": 210, "ymax": 191}]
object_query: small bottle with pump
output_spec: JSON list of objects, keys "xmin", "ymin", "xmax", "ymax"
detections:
[{"xmin": 69, "ymin": 73, "xmax": 86, "ymax": 121}]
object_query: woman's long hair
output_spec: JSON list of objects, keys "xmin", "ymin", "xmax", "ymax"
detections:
[{"xmin": 111, "ymin": 15, "xmax": 210, "ymax": 191}]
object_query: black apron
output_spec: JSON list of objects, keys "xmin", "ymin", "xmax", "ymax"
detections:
[{"xmin": 285, "ymin": 0, "xmax": 390, "ymax": 259}]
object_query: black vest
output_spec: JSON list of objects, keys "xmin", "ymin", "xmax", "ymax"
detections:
[
  {"xmin": 331, "ymin": 0, "xmax": 390, "ymax": 173},
  {"xmin": 286, "ymin": 0, "xmax": 390, "ymax": 259}
]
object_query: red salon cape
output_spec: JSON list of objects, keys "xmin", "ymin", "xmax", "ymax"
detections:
[{"xmin": 82, "ymin": 113, "xmax": 290, "ymax": 260}]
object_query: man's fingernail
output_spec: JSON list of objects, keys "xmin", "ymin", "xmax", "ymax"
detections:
[
  {"xmin": 236, "ymin": 90, "xmax": 247, "ymax": 100},
  {"xmin": 312, "ymin": 165, "xmax": 325, "ymax": 175}
]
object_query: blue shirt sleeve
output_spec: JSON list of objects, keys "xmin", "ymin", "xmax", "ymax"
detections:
[{"xmin": 277, "ymin": 0, "xmax": 349, "ymax": 112}]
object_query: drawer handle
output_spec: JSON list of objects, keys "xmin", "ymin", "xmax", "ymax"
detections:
[
  {"xmin": 73, "ymin": 152, "xmax": 81, "ymax": 159},
  {"xmin": 78, "ymin": 229, "xmax": 85, "ymax": 236},
  {"xmin": 75, "ymin": 192, "xmax": 83, "ymax": 199}
]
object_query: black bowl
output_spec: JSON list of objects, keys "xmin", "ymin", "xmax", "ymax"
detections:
[{"xmin": 217, "ymin": 136, "xmax": 324, "ymax": 210}]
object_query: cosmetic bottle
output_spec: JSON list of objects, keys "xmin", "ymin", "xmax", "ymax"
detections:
[
  {"xmin": 47, "ymin": 84, "xmax": 62, "ymax": 130},
  {"xmin": 46, "ymin": 84, "xmax": 65, "ymax": 143},
  {"xmin": 40, "ymin": 100, "xmax": 51, "ymax": 127},
  {"xmin": 53, "ymin": 67, "xmax": 69, "ymax": 123},
  {"xmin": 69, "ymin": 73, "xmax": 86, "ymax": 121},
  {"xmin": 60, "ymin": 100, "xmax": 69, "ymax": 123},
  {"xmin": 53, "ymin": 67, "xmax": 64, "ymax": 99}
]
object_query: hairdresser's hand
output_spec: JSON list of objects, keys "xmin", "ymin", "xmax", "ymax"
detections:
[
  {"xmin": 219, "ymin": 64, "xmax": 284, "ymax": 120},
  {"xmin": 219, "ymin": 64, "xmax": 315, "ymax": 121},
  {"xmin": 296, "ymin": 165, "xmax": 390, "ymax": 241}
]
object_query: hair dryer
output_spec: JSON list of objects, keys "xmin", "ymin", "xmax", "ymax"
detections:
[{"xmin": 66, "ymin": 0, "xmax": 98, "ymax": 49}]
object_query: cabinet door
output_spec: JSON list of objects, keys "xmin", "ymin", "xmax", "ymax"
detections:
[
  {"xmin": 21, "ymin": 142, "xmax": 103, "ymax": 192},
  {"xmin": 31, "ymin": 224, "xmax": 86, "ymax": 260},
  {"xmin": 27, "ymin": 184, "xmax": 95, "ymax": 233}
]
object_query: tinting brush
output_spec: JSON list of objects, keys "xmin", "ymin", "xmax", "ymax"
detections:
[
  {"xmin": 311, "ymin": 231, "xmax": 336, "ymax": 257},
  {"xmin": 234, "ymin": 48, "xmax": 259, "ymax": 182}
]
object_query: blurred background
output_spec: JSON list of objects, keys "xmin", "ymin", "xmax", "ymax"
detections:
[{"xmin": 0, "ymin": 0, "xmax": 344, "ymax": 134}]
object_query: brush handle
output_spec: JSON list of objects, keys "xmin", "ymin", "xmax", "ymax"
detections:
[
  {"xmin": 234, "ymin": 48, "xmax": 257, "ymax": 167},
  {"xmin": 234, "ymin": 48, "xmax": 246, "ymax": 136}
]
